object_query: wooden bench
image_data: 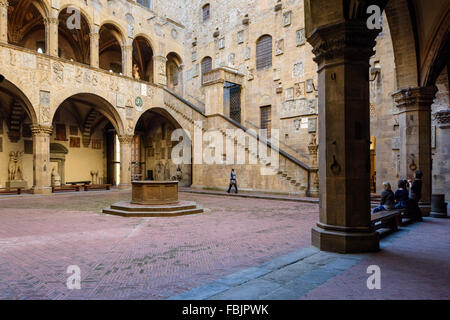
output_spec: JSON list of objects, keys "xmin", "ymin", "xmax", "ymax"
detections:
[
  {"xmin": 371, "ymin": 209, "xmax": 404, "ymax": 235},
  {"xmin": 52, "ymin": 185, "xmax": 81, "ymax": 193},
  {"xmin": 66, "ymin": 181, "xmax": 91, "ymax": 186},
  {"xmin": 0, "ymin": 188, "xmax": 22, "ymax": 195},
  {"xmin": 83, "ymin": 184, "xmax": 112, "ymax": 191}
]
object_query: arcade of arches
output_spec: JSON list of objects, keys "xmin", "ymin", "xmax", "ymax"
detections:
[{"xmin": 0, "ymin": 0, "xmax": 449, "ymax": 253}]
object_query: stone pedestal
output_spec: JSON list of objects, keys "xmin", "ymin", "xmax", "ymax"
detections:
[
  {"xmin": 430, "ymin": 194, "xmax": 447, "ymax": 218},
  {"xmin": 306, "ymin": 21, "xmax": 379, "ymax": 253},
  {"xmin": 6, "ymin": 180, "xmax": 28, "ymax": 189},
  {"xmin": 103, "ymin": 180, "xmax": 203, "ymax": 217},
  {"xmin": 131, "ymin": 181, "xmax": 178, "ymax": 205}
]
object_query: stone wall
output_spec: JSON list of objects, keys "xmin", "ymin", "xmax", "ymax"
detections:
[{"xmin": 179, "ymin": 0, "xmax": 318, "ymax": 166}]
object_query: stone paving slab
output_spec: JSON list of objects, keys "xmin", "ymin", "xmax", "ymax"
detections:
[
  {"xmin": 208, "ymin": 279, "xmax": 282, "ymax": 300},
  {"xmin": 170, "ymin": 215, "xmax": 450, "ymax": 300}
]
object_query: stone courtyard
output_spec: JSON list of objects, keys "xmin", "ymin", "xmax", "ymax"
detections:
[
  {"xmin": 0, "ymin": 0, "xmax": 449, "ymax": 303},
  {"xmin": 0, "ymin": 190, "xmax": 448, "ymax": 300}
]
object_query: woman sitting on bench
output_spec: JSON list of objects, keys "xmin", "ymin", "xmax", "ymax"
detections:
[
  {"xmin": 372, "ymin": 182, "xmax": 395, "ymax": 213},
  {"xmin": 394, "ymin": 180, "xmax": 409, "ymax": 209}
]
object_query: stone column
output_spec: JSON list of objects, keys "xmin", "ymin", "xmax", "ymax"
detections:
[
  {"xmin": 122, "ymin": 45, "xmax": 132, "ymax": 77},
  {"xmin": 393, "ymin": 86, "xmax": 437, "ymax": 213},
  {"xmin": 31, "ymin": 125, "xmax": 53, "ymax": 194},
  {"xmin": 118, "ymin": 134, "xmax": 133, "ymax": 189},
  {"xmin": 90, "ymin": 30, "xmax": 99, "ymax": 68},
  {"xmin": 203, "ymin": 78, "xmax": 224, "ymax": 116},
  {"xmin": 153, "ymin": 55, "xmax": 167, "ymax": 86},
  {"xmin": 45, "ymin": 16, "xmax": 59, "ymax": 57},
  {"xmin": 0, "ymin": 0, "xmax": 7, "ymax": 43},
  {"xmin": 307, "ymin": 21, "xmax": 379, "ymax": 253}
]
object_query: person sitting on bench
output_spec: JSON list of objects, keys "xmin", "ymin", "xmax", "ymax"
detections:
[
  {"xmin": 372, "ymin": 182, "xmax": 395, "ymax": 213},
  {"xmin": 394, "ymin": 179, "xmax": 409, "ymax": 209}
]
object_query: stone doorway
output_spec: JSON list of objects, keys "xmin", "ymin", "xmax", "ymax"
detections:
[
  {"xmin": 224, "ymin": 82, "xmax": 241, "ymax": 123},
  {"xmin": 50, "ymin": 143, "xmax": 68, "ymax": 185}
]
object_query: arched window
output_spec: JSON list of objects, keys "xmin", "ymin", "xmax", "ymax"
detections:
[
  {"xmin": 202, "ymin": 4, "xmax": 210, "ymax": 22},
  {"xmin": 256, "ymin": 35, "xmax": 272, "ymax": 70},
  {"xmin": 201, "ymin": 56, "xmax": 212, "ymax": 84}
]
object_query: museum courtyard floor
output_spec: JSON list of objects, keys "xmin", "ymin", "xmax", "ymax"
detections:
[{"xmin": 0, "ymin": 190, "xmax": 449, "ymax": 300}]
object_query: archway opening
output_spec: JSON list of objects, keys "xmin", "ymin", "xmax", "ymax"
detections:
[
  {"xmin": 132, "ymin": 36, "xmax": 153, "ymax": 82},
  {"xmin": 0, "ymin": 79, "xmax": 37, "ymax": 190},
  {"xmin": 51, "ymin": 94, "xmax": 122, "ymax": 186},
  {"xmin": 58, "ymin": 7, "xmax": 90, "ymax": 64},
  {"xmin": 134, "ymin": 109, "xmax": 191, "ymax": 186},
  {"xmin": 7, "ymin": 0, "xmax": 46, "ymax": 53},
  {"xmin": 99, "ymin": 23, "xmax": 123, "ymax": 74}
]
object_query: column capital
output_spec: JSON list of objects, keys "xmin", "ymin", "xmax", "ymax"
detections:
[
  {"xmin": 43, "ymin": 17, "xmax": 59, "ymax": 26},
  {"xmin": 121, "ymin": 45, "xmax": 132, "ymax": 52},
  {"xmin": 393, "ymin": 86, "xmax": 438, "ymax": 110},
  {"xmin": 0, "ymin": 0, "xmax": 8, "ymax": 7},
  {"xmin": 118, "ymin": 134, "xmax": 134, "ymax": 144},
  {"xmin": 307, "ymin": 21, "xmax": 378, "ymax": 67},
  {"xmin": 90, "ymin": 32, "xmax": 99, "ymax": 39},
  {"xmin": 30, "ymin": 124, "xmax": 53, "ymax": 136},
  {"xmin": 153, "ymin": 55, "xmax": 168, "ymax": 62}
]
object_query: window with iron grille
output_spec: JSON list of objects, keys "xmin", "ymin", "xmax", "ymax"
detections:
[
  {"xmin": 260, "ymin": 106, "xmax": 272, "ymax": 138},
  {"xmin": 256, "ymin": 35, "xmax": 272, "ymax": 70},
  {"xmin": 201, "ymin": 56, "xmax": 212, "ymax": 84},
  {"xmin": 202, "ymin": 4, "xmax": 210, "ymax": 22},
  {"xmin": 137, "ymin": 0, "xmax": 151, "ymax": 9}
]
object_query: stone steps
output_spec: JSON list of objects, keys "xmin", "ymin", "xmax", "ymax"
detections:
[{"xmin": 103, "ymin": 201, "xmax": 203, "ymax": 217}]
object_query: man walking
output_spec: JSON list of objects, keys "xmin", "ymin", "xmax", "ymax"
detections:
[{"xmin": 227, "ymin": 169, "xmax": 238, "ymax": 194}]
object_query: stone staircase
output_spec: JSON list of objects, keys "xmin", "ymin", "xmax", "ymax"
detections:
[
  {"xmin": 82, "ymin": 109, "xmax": 101, "ymax": 147},
  {"xmin": 163, "ymin": 88, "xmax": 312, "ymax": 195},
  {"xmin": 8, "ymin": 101, "xmax": 24, "ymax": 143}
]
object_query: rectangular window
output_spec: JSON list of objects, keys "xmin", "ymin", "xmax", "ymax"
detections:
[
  {"xmin": 203, "ymin": 4, "xmax": 210, "ymax": 22},
  {"xmin": 137, "ymin": 0, "xmax": 151, "ymax": 9},
  {"xmin": 260, "ymin": 106, "xmax": 271, "ymax": 138},
  {"xmin": 256, "ymin": 35, "xmax": 273, "ymax": 70}
]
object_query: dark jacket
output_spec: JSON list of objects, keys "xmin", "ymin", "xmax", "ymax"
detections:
[
  {"xmin": 394, "ymin": 189, "xmax": 409, "ymax": 208},
  {"xmin": 394, "ymin": 189, "xmax": 409, "ymax": 202},
  {"xmin": 410, "ymin": 179, "xmax": 422, "ymax": 202},
  {"xmin": 381, "ymin": 190, "xmax": 395, "ymax": 209}
]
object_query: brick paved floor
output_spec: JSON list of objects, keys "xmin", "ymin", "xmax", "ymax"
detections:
[
  {"xmin": 169, "ymin": 217, "xmax": 450, "ymax": 300},
  {"xmin": 0, "ymin": 191, "xmax": 318, "ymax": 299}
]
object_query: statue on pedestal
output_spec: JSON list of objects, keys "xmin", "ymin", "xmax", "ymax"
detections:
[
  {"xmin": 6, "ymin": 151, "xmax": 27, "ymax": 189},
  {"xmin": 8, "ymin": 152, "xmax": 16, "ymax": 181}
]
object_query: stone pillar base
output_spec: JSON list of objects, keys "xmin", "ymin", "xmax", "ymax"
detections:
[
  {"xmin": 430, "ymin": 212, "xmax": 448, "ymax": 218},
  {"xmin": 419, "ymin": 203, "xmax": 431, "ymax": 217},
  {"xmin": 312, "ymin": 226, "xmax": 379, "ymax": 254},
  {"xmin": 32, "ymin": 187, "xmax": 52, "ymax": 195},
  {"xmin": 118, "ymin": 184, "xmax": 131, "ymax": 190}
]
